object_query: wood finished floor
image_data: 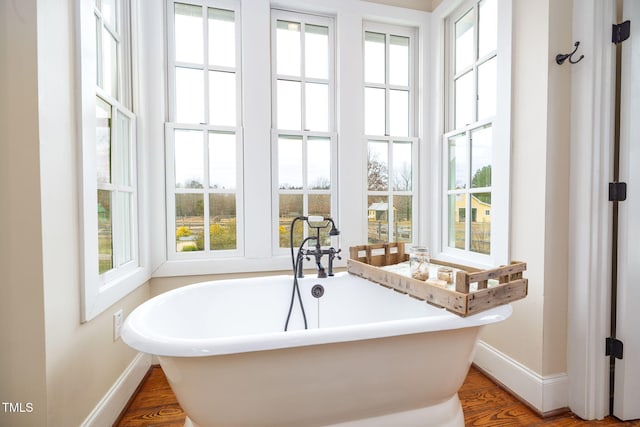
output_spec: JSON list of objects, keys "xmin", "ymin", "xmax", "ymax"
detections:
[{"xmin": 115, "ymin": 365, "xmax": 640, "ymax": 426}]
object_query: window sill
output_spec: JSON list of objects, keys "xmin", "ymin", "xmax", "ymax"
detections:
[
  {"xmin": 434, "ymin": 250, "xmax": 498, "ymax": 270},
  {"xmin": 83, "ymin": 265, "xmax": 150, "ymax": 322},
  {"xmin": 152, "ymin": 256, "xmax": 348, "ymax": 278}
]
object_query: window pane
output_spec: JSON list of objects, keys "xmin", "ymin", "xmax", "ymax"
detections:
[
  {"xmin": 95, "ymin": 15, "xmax": 100, "ymax": 86},
  {"xmin": 98, "ymin": 189, "xmax": 113, "ymax": 273},
  {"xmin": 278, "ymin": 136, "xmax": 303, "ymax": 189},
  {"xmin": 308, "ymin": 137, "xmax": 331, "ymax": 189},
  {"xmin": 455, "ymin": 9, "xmax": 474, "ymax": 73},
  {"xmin": 308, "ymin": 194, "xmax": 331, "ymax": 218},
  {"xmin": 478, "ymin": 0, "xmax": 497, "ymax": 58},
  {"xmin": 364, "ymin": 87, "xmax": 385, "ymax": 135},
  {"xmin": 279, "ymin": 194, "xmax": 303, "ymax": 247},
  {"xmin": 449, "ymin": 194, "xmax": 466, "ymax": 249},
  {"xmin": 393, "ymin": 195, "xmax": 412, "ymax": 242},
  {"xmin": 209, "ymin": 71, "xmax": 236, "ymax": 126},
  {"xmin": 175, "ymin": 3, "xmax": 203, "ymax": 64},
  {"xmin": 389, "ymin": 89, "xmax": 409, "ymax": 137},
  {"xmin": 175, "ymin": 67, "xmax": 204, "ymax": 124},
  {"xmin": 277, "ymin": 80, "xmax": 301, "ymax": 130},
  {"xmin": 389, "ymin": 35, "xmax": 409, "ymax": 86},
  {"xmin": 175, "ymin": 194, "xmax": 204, "ymax": 252},
  {"xmin": 471, "ymin": 192, "xmax": 491, "ymax": 254},
  {"xmin": 101, "ymin": 0, "xmax": 117, "ymax": 30},
  {"xmin": 478, "ymin": 57, "xmax": 497, "ymax": 120},
  {"xmin": 117, "ymin": 191, "xmax": 134, "ymax": 265},
  {"xmin": 368, "ymin": 195, "xmax": 388, "ymax": 243},
  {"xmin": 471, "ymin": 124, "xmax": 492, "ymax": 188},
  {"xmin": 174, "ymin": 129, "xmax": 204, "ymax": 188},
  {"xmin": 276, "ymin": 20, "xmax": 300, "ymax": 76},
  {"xmin": 305, "ymin": 24, "xmax": 329, "ymax": 79},
  {"xmin": 116, "ymin": 111, "xmax": 131, "ymax": 186},
  {"xmin": 454, "ymin": 71, "xmax": 474, "ymax": 128},
  {"xmin": 368, "ymin": 141, "xmax": 388, "ymax": 191},
  {"xmin": 208, "ymin": 8, "xmax": 235, "ymax": 67},
  {"xmin": 102, "ymin": 27, "xmax": 118, "ymax": 100},
  {"xmin": 393, "ymin": 141, "xmax": 412, "ymax": 191},
  {"xmin": 305, "ymin": 83, "xmax": 329, "ymax": 131},
  {"xmin": 364, "ymin": 32, "xmax": 385, "ymax": 84},
  {"xmin": 209, "ymin": 132, "xmax": 236, "ymax": 190},
  {"xmin": 210, "ymin": 193, "xmax": 236, "ymax": 250},
  {"xmin": 448, "ymin": 133, "xmax": 467, "ymax": 190},
  {"xmin": 309, "ymin": 194, "xmax": 331, "ymax": 246},
  {"xmin": 96, "ymin": 97, "xmax": 112, "ymax": 184}
]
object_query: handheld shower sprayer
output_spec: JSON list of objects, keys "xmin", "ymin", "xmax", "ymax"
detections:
[{"xmin": 284, "ymin": 215, "xmax": 341, "ymax": 331}]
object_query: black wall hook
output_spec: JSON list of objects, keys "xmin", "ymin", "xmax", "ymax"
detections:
[{"xmin": 556, "ymin": 41, "xmax": 584, "ymax": 65}]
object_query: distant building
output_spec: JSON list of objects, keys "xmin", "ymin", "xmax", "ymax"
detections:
[
  {"xmin": 368, "ymin": 202, "xmax": 392, "ymax": 221},
  {"xmin": 455, "ymin": 195, "xmax": 491, "ymax": 222}
]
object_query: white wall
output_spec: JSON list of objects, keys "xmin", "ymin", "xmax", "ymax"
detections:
[
  {"xmin": 0, "ymin": 1, "xmax": 48, "ymax": 425},
  {"xmin": 363, "ymin": 0, "xmax": 434, "ymax": 12},
  {"xmin": 1, "ymin": 0, "xmax": 151, "ymax": 426},
  {"xmin": 38, "ymin": 0, "xmax": 152, "ymax": 424},
  {"xmin": 473, "ymin": 0, "xmax": 572, "ymax": 414}
]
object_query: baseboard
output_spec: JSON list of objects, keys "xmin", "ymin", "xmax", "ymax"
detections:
[
  {"xmin": 81, "ymin": 352, "xmax": 152, "ymax": 427},
  {"xmin": 473, "ymin": 340, "xmax": 568, "ymax": 416}
]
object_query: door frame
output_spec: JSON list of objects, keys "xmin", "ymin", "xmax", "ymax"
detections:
[
  {"xmin": 613, "ymin": 0, "xmax": 640, "ymax": 419},
  {"xmin": 567, "ymin": 0, "xmax": 617, "ymax": 420}
]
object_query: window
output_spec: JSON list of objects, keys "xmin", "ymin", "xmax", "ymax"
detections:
[
  {"xmin": 166, "ymin": 0, "xmax": 243, "ymax": 258},
  {"xmin": 95, "ymin": 0, "xmax": 137, "ymax": 275},
  {"xmin": 364, "ymin": 23, "xmax": 418, "ymax": 244},
  {"xmin": 271, "ymin": 10, "xmax": 337, "ymax": 249},
  {"xmin": 442, "ymin": 0, "xmax": 510, "ymax": 265},
  {"xmin": 79, "ymin": 0, "xmax": 146, "ymax": 321}
]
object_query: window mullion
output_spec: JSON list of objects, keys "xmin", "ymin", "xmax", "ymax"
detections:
[
  {"xmin": 300, "ymin": 24, "xmax": 307, "ymax": 132},
  {"xmin": 388, "ymin": 139, "xmax": 394, "ymax": 240},
  {"xmin": 473, "ymin": 2, "xmax": 480, "ymax": 124},
  {"xmin": 202, "ymin": 6, "xmax": 210, "ymax": 126},
  {"xmin": 385, "ymin": 35, "xmax": 390, "ymax": 137},
  {"xmin": 203, "ymin": 130, "xmax": 211, "ymax": 252},
  {"xmin": 96, "ymin": 15, "xmax": 102, "ymax": 88}
]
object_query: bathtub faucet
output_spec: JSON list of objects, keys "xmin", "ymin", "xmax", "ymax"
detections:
[{"xmin": 293, "ymin": 216, "xmax": 341, "ymax": 279}]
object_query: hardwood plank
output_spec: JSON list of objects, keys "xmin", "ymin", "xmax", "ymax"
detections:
[
  {"xmin": 115, "ymin": 366, "xmax": 186, "ymax": 427},
  {"xmin": 116, "ymin": 365, "xmax": 640, "ymax": 427}
]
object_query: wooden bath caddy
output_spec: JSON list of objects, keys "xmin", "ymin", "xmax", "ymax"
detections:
[{"xmin": 347, "ymin": 242, "xmax": 528, "ymax": 317}]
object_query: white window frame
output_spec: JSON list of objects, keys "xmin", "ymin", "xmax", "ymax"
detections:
[
  {"xmin": 363, "ymin": 21, "xmax": 419, "ymax": 245},
  {"xmin": 270, "ymin": 9, "xmax": 338, "ymax": 255},
  {"xmin": 142, "ymin": 0, "xmax": 430, "ymax": 278},
  {"xmin": 164, "ymin": 0, "xmax": 244, "ymax": 261},
  {"xmin": 436, "ymin": 0, "xmax": 511, "ymax": 267},
  {"xmin": 77, "ymin": 0, "xmax": 148, "ymax": 322}
]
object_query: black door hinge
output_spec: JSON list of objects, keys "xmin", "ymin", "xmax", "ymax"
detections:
[
  {"xmin": 613, "ymin": 20, "xmax": 631, "ymax": 44},
  {"xmin": 609, "ymin": 182, "xmax": 627, "ymax": 202},
  {"xmin": 606, "ymin": 337, "xmax": 624, "ymax": 359}
]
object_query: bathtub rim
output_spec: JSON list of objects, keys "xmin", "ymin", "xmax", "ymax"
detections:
[{"xmin": 122, "ymin": 272, "xmax": 512, "ymax": 357}]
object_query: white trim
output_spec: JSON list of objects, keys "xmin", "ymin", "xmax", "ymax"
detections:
[
  {"xmin": 81, "ymin": 352, "xmax": 152, "ymax": 427},
  {"xmin": 566, "ymin": 0, "xmax": 616, "ymax": 420},
  {"xmin": 474, "ymin": 341, "xmax": 568, "ymax": 414}
]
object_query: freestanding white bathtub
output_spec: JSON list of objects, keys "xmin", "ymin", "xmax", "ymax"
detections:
[{"xmin": 122, "ymin": 271, "xmax": 511, "ymax": 427}]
